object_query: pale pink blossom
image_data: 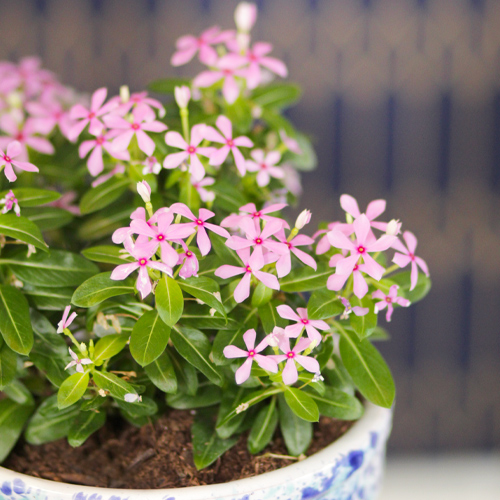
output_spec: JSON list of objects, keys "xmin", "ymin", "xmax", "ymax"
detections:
[
  {"xmin": 136, "ymin": 180, "xmax": 151, "ymax": 203},
  {"xmin": 164, "ymin": 124, "xmax": 215, "ymax": 181},
  {"xmin": 26, "ymin": 99, "xmax": 74, "ymax": 139},
  {"xmin": 214, "ymin": 247, "xmax": 279, "ymax": 303},
  {"xmin": 0, "ymin": 141, "xmax": 39, "ymax": 182},
  {"xmin": 392, "ymin": 231, "xmax": 429, "ymax": 291},
  {"xmin": 313, "ymin": 222, "xmax": 346, "ymax": 255},
  {"xmin": 274, "ymin": 228, "xmax": 316, "ymax": 278},
  {"xmin": 171, "ymin": 26, "xmax": 235, "ymax": 67},
  {"xmin": 295, "ymin": 209, "xmax": 311, "ymax": 230},
  {"xmin": 276, "ymin": 305, "xmax": 328, "ymax": 344},
  {"xmin": 112, "ymin": 206, "xmax": 150, "ymax": 245},
  {"xmin": 114, "ymin": 91, "xmax": 164, "ymax": 118},
  {"xmin": 339, "ymin": 296, "xmax": 369, "ymax": 319},
  {"xmin": 91, "ymin": 164, "xmax": 125, "ymax": 188},
  {"xmin": 79, "ymin": 131, "xmax": 129, "ymax": 176},
  {"xmin": 174, "ymin": 86, "xmax": 191, "ymax": 109},
  {"xmin": 57, "ymin": 305, "xmax": 77, "ymax": 333},
  {"xmin": 192, "ymin": 176, "xmax": 215, "ymax": 203},
  {"xmin": 265, "ymin": 326, "xmax": 286, "ymax": 347},
  {"xmin": 271, "ymin": 337, "xmax": 320, "ymax": 385},
  {"xmin": 65, "ymin": 347, "xmax": 92, "ymax": 374},
  {"xmin": 68, "ymin": 87, "xmax": 118, "ymax": 141},
  {"xmin": 280, "ymin": 130, "xmax": 302, "ymax": 155},
  {"xmin": 142, "ymin": 156, "xmax": 161, "ymax": 175},
  {"xmin": 177, "ymin": 241, "xmax": 199, "ymax": 279},
  {"xmin": 221, "ymin": 202, "xmax": 287, "ymax": 229},
  {"xmin": 104, "ymin": 105, "xmax": 167, "ymax": 157},
  {"xmin": 373, "ymin": 285, "xmax": 410, "ymax": 321},
  {"xmin": 224, "ymin": 328, "xmax": 278, "ymax": 384},
  {"xmin": 0, "ymin": 190, "xmax": 20, "ymax": 216},
  {"xmin": 169, "ymin": 203, "xmax": 230, "ymax": 256},
  {"xmin": 328, "ymin": 262, "xmax": 373, "ymax": 299},
  {"xmin": 246, "ymin": 149, "xmax": 284, "ymax": 187},
  {"xmin": 340, "ymin": 194, "xmax": 388, "ymax": 234}
]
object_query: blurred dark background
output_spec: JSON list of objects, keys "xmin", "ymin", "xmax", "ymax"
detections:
[{"xmin": 2, "ymin": 0, "xmax": 499, "ymax": 452}]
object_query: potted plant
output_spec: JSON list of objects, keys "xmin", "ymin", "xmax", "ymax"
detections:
[{"xmin": 0, "ymin": 3, "xmax": 430, "ymax": 499}]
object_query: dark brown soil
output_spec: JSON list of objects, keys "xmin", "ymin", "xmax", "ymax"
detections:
[{"xmin": 5, "ymin": 410, "xmax": 354, "ymax": 489}]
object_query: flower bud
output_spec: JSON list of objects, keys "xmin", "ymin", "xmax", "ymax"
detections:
[
  {"xmin": 386, "ymin": 219, "xmax": 401, "ymax": 236},
  {"xmin": 174, "ymin": 86, "xmax": 191, "ymax": 109},
  {"xmin": 235, "ymin": 2, "xmax": 257, "ymax": 33},
  {"xmin": 295, "ymin": 209, "xmax": 311, "ymax": 229},
  {"xmin": 124, "ymin": 393, "xmax": 142, "ymax": 403},
  {"xmin": 120, "ymin": 85, "xmax": 130, "ymax": 103},
  {"xmin": 137, "ymin": 181, "xmax": 151, "ymax": 203}
]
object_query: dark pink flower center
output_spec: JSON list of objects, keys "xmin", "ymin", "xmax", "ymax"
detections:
[
  {"xmin": 226, "ymin": 138, "xmax": 234, "ymax": 147},
  {"xmin": 357, "ymin": 246, "xmax": 366, "ymax": 254},
  {"xmin": 132, "ymin": 123, "xmax": 140, "ymax": 130},
  {"xmin": 353, "ymin": 264, "xmax": 359, "ymax": 272},
  {"xmin": 260, "ymin": 163, "xmax": 267, "ymax": 170},
  {"xmin": 3, "ymin": 155, "xmax": 11, "ymax": 163},
  {"xmin": 223, "ymin": 68, "xmax": 233, "ymax": 76},
  {"xmin": 186, "ymin": 251, "xmax": 193, "ymax": 257},
  {"xmin": 252, "ymin": 211, "xmax": 261, "ymax": 218},
  {"xmin": 386, "ymin": 297, "xmax": 392, "ymax": 303},
  {"xmin": 139, "ymin": 258, "xmax": 148, "ymax": 266},
  {"xmin": 245, "ymin": 265, "xmax": 252, "ymax": 273},
  {"xmin": 187, "ymin": 146, "xmax": 196, "ymax": 154},
  {"xmin": 255, "ymin": 238, "xmax": 263, "ymax": 245},
  {"xmin": 195, "ymin": 219, "xmax": 204, "ymax": 226},
  {"xmin": 96, "ymin": 136, "xmax": 104, "ymax": 145},
  {"xmin": 249, "ymin": 52, "xmax": 258, "ymax": 62},
  {"xmin": 248, "ymin": 350, "xmax": 256, "ymax": 358},
  {"xmin": 409, "ymin": 252, "xmax": 415, "ymax": 261},
  {"xmin": 15, "ymin": 132, "xmax": 24, "ymax": 141},
  {"xmin": 287, "ymin": 351, "xmax": 295, "ymax": 359},
  {"xmin": 287, "ymin": 242, "xmax": 292, "ymax": 249},
  {"xmin": 157, "ymin": 234, "xmax": 165, "ymax": 241},
  {"xmin": 88, "ymin": 112, "xmax": 96, "ymax": 119},
  {"xmin": 301, "ymin": 319, "xmax": 309, "ymax": 325}
]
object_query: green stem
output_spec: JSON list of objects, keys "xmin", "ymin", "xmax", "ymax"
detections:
[
  {"xmin": 383, "ymin": 264, "xmax": 399, "ymax": 276},
  {"xmin": 180, "ymin": 107, "xmax": 190, "ymax": 143},
  {"xmin": 63, "ymin": 328, "xmax": 84, "ymax": 354}
]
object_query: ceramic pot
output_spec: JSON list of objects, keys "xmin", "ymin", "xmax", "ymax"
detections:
[{"xmin": 0, "ymin": 402, "xmax": 392, "ymax": 500}]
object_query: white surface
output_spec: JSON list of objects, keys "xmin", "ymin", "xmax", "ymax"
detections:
[{"xmin": 381, "ymin": 453, "xmax": 500, "ymax": 500}]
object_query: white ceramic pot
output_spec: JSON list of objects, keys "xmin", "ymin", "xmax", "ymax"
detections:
[{"xmin": 0, "ymin": 402, "xmax": 392, "ymax": 500}]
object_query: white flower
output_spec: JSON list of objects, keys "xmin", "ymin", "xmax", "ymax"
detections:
[
  {"xmin": 64, "ymin": 347, "xmax": 92, "ymax": 373},
  {"xmin": 234, "ymin": 2, "xmax": 257, "ymax": 32},
  {"xmin": 174, "ymin": 86, "xmax": 191, "ymax": 109},
  {"xmin": 120, "ymin": 85, "xmax": 130, "ymax": 103},
  {"xmin": 124, "ymin": 393, "xmax": 142, "ymax": 403},
  {"xmin": 386, "ymin": 219, "xmax": 401, "ymax": 236},
  {"xmin": 295, "ymin": 209, "xmax": 311, "ymax": 230},
  {"xmin": 137, "ymin": 181, "xmax": 151, "ymax": 203}
]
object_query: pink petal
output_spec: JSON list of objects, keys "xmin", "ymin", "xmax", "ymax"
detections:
[
  {"xmin": 11, "ymin": 160, "xmax": 39, "ymax": 173},
  {"xmin": 193, "ymin": 70, "xmax": 223, "ymax": 88},
  {"xmin": 190, "ymin": 124, "xmax": 206, "ymax": 147},
  {"xmin": 393, "ymin": 252, "xmax": 411, "ymax": 268},
  {"xmin": 340, "ymin": 194, "xmax": 361, "ymax": 218},
  {"xmin": 276, "ymin": 253, "xmax": 291, "ymax": 278},
  {"xmin": 91, "ymin": 87, "xmax": 108, "ymax": 112},
  {"xmin": 282, "ymin": 359, "xmax": 298, "ymax": 385},
  {"xmin": 196, "ymin": 227, "xmax": 211, "ymax": 256},
  {"xmin": 410, "ymin": 261, "xmax": 419, "ymax": 291},
  {"xmin": 232, "ymin": 147, "xmax": 247, "ymax": 176},
  {"xmin": 361, "ymin": 253, "xmax": 385, "ymax": 281},
  {"xmin": 255, "ymin": 354, "xmax": 278, "ymax": 373},
  {"xmin": 403, "ymin": 231, "xmax": 418, "ymax": 254},
  {"xmin": 368, "ymin": 234, "xmax": 396, "ymax": 253},
  {"xmin": 3, "ymin": 163, "xmax": 16, "ymax": 182},
  {"xmin": 203, "ymin": 126, "xmax": 226, "ymax": 144},
  {"xmin": 86, "ymin": 146, "xmax": 104, "ymax": 176},
  {"xmin": 260, "ymin": 56, "xmax": 288, "ymax": 78},
  {"xmin": 171, "ymin": 47, "xmax": 198, "ymax": 66},
  {"xmin": 222, "ymin": 75, "xmax": 240, "ymax": 104},
  {"xmin": 415, "ymin": 256, "xmax": 429, "ymax": 276},
  {"xmin": 292, "ymin": 248, "xmax": 317, "ymax": 270},
  {"xmin": 198, "ymin": 45, "xmax": 219, "ymax": 66},
  {"xmin": 233, "ymin": 136, "xmax": 253, "ymax": 148},
  {"xmin": 223, "ymin": 345, "xmax": 248, "ymax": 359},
  {"xmin": 366, "ymin": 199, "xmax": 386, "ymax": 220},
  {"xmin": 111, "ymin": 262, "xmax": 140, "ymax": 280},
  {"xmin": 214, "ymin": 265, "xmax": 245, "ymax": 279},
  {"xmin": 136, "ymin": 266, "xmax": 152, "ymax": 299},
  {"xmin": 111, "ymin": 130, "xmax": 135, "ymax": 153},
  {"xmin": 234, "ymin": 272, "xmax": 252, "ymax": 303},
  {"xmin": 353, "ymin": 271, "xmax": 369, "ymax": 299},
  {"xmin": 141, "ymin": 121, "xmax": 167, "ymax": 134},
  {"xmin": 235, "ymin": 357, "xmax": 253, "ymax": 384},
  {"xmin": 327, "ymin": 273, "xmax": 349, "ymax": 291},
  {"xmin": 164, "ymin": 151, "xmax": 189, "ymax": 169},
  {"xmin": 169, "ymin": 203, "xmax": 195, "ymax": 221},
  {"xmin": 136, "ymin": 130, "xmax": 155, "ymax": 156},
  {"xmin": 244, "ymin": 62, "xmax": 261, "ymax": 89},
  {"xmin": 147, "ymin": 260, "xmax": 173, "ymax": 276},
  {"xmin": 295, "ymin": 355, "xmax": 320, "ymax": 374},
  {"xmin": 25, "ymin": 136, "xmax": 54, "ymax": 155},
  {"xmin": 336, "ymin": 254, "xmax": 360, "ymax": 276},
  {"xmin": 216, "ymin": 115, "xmax": 232, "ymax": 139},
  {"xmin": 203, "ymin": 222, "xmax": 230, "ymax": 238},
  {"xmin": 327, "ymin": 229, "xmax": 355, "ymax": 251},
  {"xmin": 6, "ymin": 141, "xmax": 22, "ymax": 158},
  {"xmin": 209, "ymin": 145, "xmax": 231, "ymax": 166},
  {"xmin": 353, "ymin": 214, "xmax": 371, "ymax": 246},
  {"xmin": 276, "ymin": 304, "xmax": 300, "ymax": 322},
  {"xmin": 284, "ymin": 323, "xmax": 304, "ymax": 338},
  {"xmin": 189, "ymin": 154, "xmax": 205, "ymax": 181},
  {"xmin": 79, "ymin": 140, "xmax": 95, "ymax": 159},
  {"xmin": 253, "ymin": 270, "xmax": 280, "ymax": 290},
  {"xmin": 242, "ymin": 329, "xmax": 256, "ymax": 350}
]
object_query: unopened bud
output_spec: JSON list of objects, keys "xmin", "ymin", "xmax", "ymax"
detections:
[
  {"xmin": 174, "ymin": 86, "xmax": 191, "ymax": 109},
  {"xmin": 295, "ymin": 209, "xmax": 311, "ymax": 230},
  {"xmin": 137, "ymin": 181, "xmax": 151, "ymax": 203},
  {"xmin": 235, "ymin": 2, "xmax": 257, "ymax": 33},
  {"xmin": 124, "ymin": 393, "xmax": 142, "ymax": 403},
  {"xmin": 386, "ymin": 219, "xmax": 401, "ymax": 236},
  {"xmin": 120, "ymin": 85, "xmax": 130, "ymax": 103}
]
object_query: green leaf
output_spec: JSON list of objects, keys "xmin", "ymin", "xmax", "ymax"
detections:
[
  {"xmin": 92, "ymin": 370, "xmax": 137, "ymax": 401},
  {"xmin": 117, "ymin": 396, "xmax": 158, "ymax": 421},
  {"xmin": 93, "ymin": 333, "xmax": 129, "ymax": 365},
  {"xmin": 68, "ymin": 409, "xmax": 106, "ymax": 448},
  {"xmin": 287, "ymin": 133, "xmax": 318, "ymax": 172},
  {"xmin": 23, "ymin": 284, "xmax": 73, "ymax": 311},
  {"xmin": 0, "ymin": 284, "xmax": 33, "ymax": 355},
  {"xmin": 25, "ymin": 395, "xmax": 81, "ymax": 445},
  {"xmin": 148, "ymin": 78, "xmax": 191, "ymax": 93},
  {"xmin": 179, "ymin": 177, "xmax": 201, "ymax": 213},
  {"xmin": 278, "ymin": 395, "xmax": 312, "ymax": 456},
  {"xmin": 130, "ymin": 310, "xmax": 170, "ymax": 367},
  {"xmin": 192, "ymin": 408, "xmax": 239, "ymax": 470},
  {"xmin": 145, "ymin": 351, "xmax": 177, "ymax": 394},
  {"xmin": 168, "ymin": 347, "xmax": 198, "ymax": 396},
  {"xmin": 0, "ymin": 214, "xmax": 48, "ymax": 251},
  {"xmin": 390, "ymin": 271, "xmax": 432, "ymax": 303},
  {"xmin": 251, "ymin": 281, "xmax": 274, "ymax": 307},
  {"xmin": 5, "ymin": 249, "xmax": 99, "ymax": 287},
  {"xmin": 2, "ymin": 379, "xmax": 34, "ymax": 406},
  {"xmin": 338, "ymin": 325, "xmax": 395, "ymax": 408},
  {"xmin": 350, "ymin": 296, "xmax": 377, "ymax": 340},
  {"xmin": 167, "ymin": 384, "xmax": 222, "ymax": 409},
  {"xmin": 212, "ymin": 180, "xmax": 250, "ymax": 214},
  {"xmin": 180, "ymin": 303, "xmax": 238, "ymax": 330},
  {"xmin": 284, "ymin": 387, "xmax": 319, "ymax": 422},
  {"xmin": 24, "ymin": 207, "xmax": 73, "ymax": 231},
  {"xmin": 78, "ymin": 206, "xmax": 130, "ymax": 241},
  {"xmin": 316, "ymin": 335, "xmax": 334, "ymax": 370},
  {"xmin": 0, "ymin": 399, "xmax": 34, "ymax": 463},
  {"xmin": 304, "ymin": 386, "xmax": 363, "ymax": 420},
  {"xmin": 82, "ymin": 245, "xmax": 130, "ymax": 265},
  {"xmin": 370, "ymin": 326, "xmax": 390, "ymax": 341},
  {"xmin": 215, "ymin": 386, "xmax": 247, "ymax": 439},
  {"xmin": 0, "ymin": 339, "xmax": 17, "ymax": 389},
  {"xmin": 210, "ymin": 233, "xmax": 240, "ymax": 266},
  {"xmin": 72, "ymin": 272, "xmax": 135, "ymax": 307},
  {"xmin": 178, "ymin": 276, "xmax": 226, "ymax": 319},
  {"xmin": 280, "ymin": 263, "xmax": 332, "ymax": 293},
  {"xmin": 171, "ymin": 325, "xmax": 223, "ymax": 386},
  {"xmin": 322, "ymin": 353, "xmax": 355, "ymax": 395},
  {"xmin": 212, "ymin": 329, "xmax": 245, "ymax": 366},
  {"xmin": 58, "ymin": 371, "xmax": 90, "ymax": 409},
  {"xmin": 248, "ymin": 398, "xmax": 278, "ymax": 454},
  {"xmin": 0, "ymin": 188, "xmax": 61, "ymax": 207},
  {"xmin": 79, "ymin": 176, "xmax": 130, "ymax": 215},
  {"xmin": 258, "ymin": 299, "xmax": 287, "ymax": 333},
  {"xmin": 252, "ymin": 83, "xmax": 302, "ymax": 109},
  {"xmin": 308, "ymin": 289, "xmax": 343, "ymax": 320},
  {"xmin": 156, "ymin": 275, "xmax": 184, "ymax": 327}
]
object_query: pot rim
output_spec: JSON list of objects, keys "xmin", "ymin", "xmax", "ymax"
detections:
[{"xmin": 0, "ymin": 402, "xmax": 392, "ymax": 499}]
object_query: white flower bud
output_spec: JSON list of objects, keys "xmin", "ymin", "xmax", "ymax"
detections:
[
  {"xmin": 120, "ymin": 85, "xmax": 130, "ymax": 103},
  {"xmin": 234, "ymin": 2, "xmax": 257, "ymax": 33},
  {"xmin": 174, "ymin": 86, "xmax": 191, "ymax": 109},
  {"xmin": 137, "ymin": 181, "xmax": 151, "ymax": 203},
  {"xmin": 124, "ymin": 393, "xmax": 142, "ymax": 403},
  {"xmin": 386, "ymin": 219, "xmax": 401, "ymax": 236},
  {"xmin": 295, "ymin": 209, "xmax": 311, "ymax": 229}
]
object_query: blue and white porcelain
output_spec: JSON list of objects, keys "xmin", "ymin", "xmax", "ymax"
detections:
[{"xmin": 0, "ymin": 402, "xmax": 392, "ymax": 500}]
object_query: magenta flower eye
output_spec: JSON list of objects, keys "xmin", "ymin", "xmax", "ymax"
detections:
[
  {"xmin": 287, "ymin": 351, "xmax": 295, "ymax": 359},
  {"xmin": 245, "ymin": 265, "xmax": 252, "ymax": 273},
  {"xmin": 139, "ymin": 258, "xmax": 147, "ymax": 266},
  {"xmin": 187, "ymin": 146, "xmax": 196, "ymax": 154},
  {"xmin": 255, "ymin": 238, "xmax": 262, "ymax": 245},
  {"xmin": 186, "ymin": 251, "xmax": 192, "ymax": 257},
  {"xmin": 357, "ymin": 246, "xmax": 366, "ymax": 253},
  {"xmin": 248, "ymin": 350, "xmax": 255, "ymax": 357},
  {"xmin": 226, "ymin": 138, "xmax": 234, "ymax": 147},
  {"xmin": 195, "ymin": 219, "xmax": 204, "ymax": 226},
  {"xmin": 3, "ymin": 155, "xmax": 10, "ymax": 162}
]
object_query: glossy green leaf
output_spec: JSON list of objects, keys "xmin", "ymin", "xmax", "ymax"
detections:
[
  {"xmin": 72, "ymin": 272, "xmax": 135, "ymax": 307},
  {"xmin": 178, "ymin": 276, "xmax": 226, "ymax": 319},
  {"xmin": 304, "ymin": 386, "xmax": 363, "ymax": 420},
  {"xmin": 212, "ymin": 329, "xmax": 245, "ymax": 366},
  {"xmin": 0, "ymin": 339, "xmax": 17, "ymax": 389},
  {"xmin": 24, "ymin": 207, "xmax": 73, "ymax": 231},
  {"xmin": 23, "ymin": 284, "xmax": 73, "ymax": 311},
  {"xmin": 390, "ymin": 271, "xmax": 432, "ymax": 303},
  {"xmin": 68, "ymin": 409, "xmax": 106, "ymax": 448},
  {"xmin": 130, "ymin": 310, "xmax": 170, "ymax": 366},
  {"xmin": 92, "ymin": 370, "xmax": 137, "ymax": 401},
  {"xmin": 215, "ymin": 386, "xmax": 247, "ymax": 439},
  {"xmin": 0, "ymin": 284, "xmax": 33, "ymax": 355},
  {"xmin": 210, "ymin": 233, "xmax": 241, "ymax": 266},
  {"xmin": 180, "ymin": 303, "xmax": 238, "ymax": 330},
  {"xmin": 211, "ymin": 180, "xmax": 250, "ymax": 214},
  {"xmin": 278, "ymin": 395, "xmax": 312, "ymax": 456},
  {"xmin": 79, "ymin": 176, "xmax": 129, "ymax": 215},
  {"xmin": 116, "ymin": 396, "xmax": 158, "ymax": 419},
  {"xmin": 252, "ymin": 83, "xmax": 302, "ymax": 109},
  {"xmin": 0, "ymin": 399, "xmax": 34, "ymax": 463},
  {"xmin": 168, "ymin": 347, "xmax": 198, "ymax": 396},
  {"xmin": 251, "ymin": 281, "xmax": 274, "ymax": 307},
  {"xmin": 322, "ymin": 353, "xmax": 355, "ymax": 395},
  {"xmin": 78, "ymin": 206, "xmax": 130, "ymax": 241},
  {"xmin": 179, "ymin": 176, "xmax": 201, "ymax": 213},
  {"xmin": 2, "ymin": 379, "xmax": 34, "ymax": 406},
  {"xmin": 171, "ymin": 325, "xmax": 223, "ymax": 386},
  {"xmin": 82, "ymin": 245, "xmax": 130, "ymax": 265},
  {"xmin": 316, "ymin": 335, "xmax": 334, "ymax": 370},
  {"xmin": 5, "ymin": 250, "xmax": 99, "ymax": 287},
  {"xmin": 156, "ymin": 275, "xmax": 184, "ymax": 327},
  {"xmin": 280, "ymin": 263, "xmax": 332, "ymax": 293},
  {"xmin": 0, "ymin": 214, "xmax": 48, "ymax": 251},
  {"xmin": 338, "ymin": 325, "xmax": 395, "ymax": 408},
  {"xmin": 0, "ymin": 188, "xmax": 61, "ymax": 207},
  {"xmin": 167, "ymin": 384, "xmax": 222, "ymax": 409},
  {"xmin": 284, "ymin": 387, "xmax": 319, "ymax": 422},
  {"xmin": 258, "ymin": 299, "xmax": 287, "ymax": 333},
  {"xmin": 93, "ymin": 333, "xmax": 129, "ymax": 365},
  {"xmin": 145, "ymin": 351, "xmax": 177, "ymax": 394},
  {"xmin": 248, "ymin": 398, "xmax": 278, "ymax": 454},
  {"xmin": 58, "ymin": 371, "xmax": 90, "ymax": 409},
  {"xmin": 350, "ymin": 296, "xmax": 377, "ymax": 340},
  {"xmin": 307, "ymin": 289, "xmax": 343, "ymax": 320}
]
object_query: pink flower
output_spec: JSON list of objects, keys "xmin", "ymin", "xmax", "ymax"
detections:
[
  {"xmin": 339, "ymin": 296, "xmax": 369, "ymax": 319},
  {"xmin": 105, "ymin": 106, "xmax": 167, "ymax": 157},
  {"xmin": 65, "ymin": 347, "xmax": 92, "ymax": 374},
  {"xmin": 169, "ymin": 203, "xmax": 229, "ymax": 256},
  {"xmin": 68, "ymin": 87, "xmax": 118, "ymax": 141},
  {"xmin": 224, "ymin": 328, "xmax": 278, "ymax": 384},
  {"xmin": 115, "ymin": 91, "xmax": 164, "ymax": 118},
  {"xmin": 171, "ymin": 26, "xmax": 235, "ymax": 67},
  {"xmin": 274, "ymin": 228, "xmax": 316, "ymax": 278},
  {"xmin": 79, "ymin": 131, "xmax": 130, "ymax": 176},
  {"xmin": 280, "ymin": 130, "xmax": 302, "ymax": 155},
  {"xmin": 204, "ymin": 116, "xmax": 253, "ymax": 175},
  {"xmin": 246, "ymin": 149, "xmax": 284, "ymax": 187},
  {"xmin": 220, "ymin": 42, "xmax": 288, "ymax": 89},
  {"xmin": 276, "ymin": 305, "xmax": 328, "ymax": 344},
  {"xmin": 221, "ymin": 202, "xmax": 287, "ymax": 229},
  {"xmin": 0, "ymin": 190, "xmax": 20, "ymax": 216},
  {"xmin": 392, "ymin": 231, "xmax": 429, "ymax": 291},
  {"xmin": 326, "ymin": 214, "xmax": 396, "ymax": 298},
  {"xmin": 215, "ymin": 247, "xmax": 280, "ymax": 303},
  {"xmin": 164, "ymin": 124, "xmax": 215, "ymax": 181},
  {"xmin": 112, "ymin": 207, "xmax": 149, "ymax": 245},
  {"xmin": 57, "ymin": 305, "xmax": 77, "ymax": 333},
  {"xmin": 177, "ymin": 242, "xmax": 199, "ymax": 279},
  {"xmin": 328, "ymin": 262, "xmax": 373, "ymax": 299},
  {"xmin": 130, "ymin": 211, "xmax": 195, "ymax": 268},
  {"xmin": 192, "ymin": 176, "xmax": 215, "ymax": 203},
  {"xmin": 91, "ymin": 164, "xmax": 125, "ymax": 188},
  {"xmin": 271, "ymin": 337, "xmax": 320, "ymax": 385},
  {"xmin": 313, "ymin": 222, "xmax": 344, "ymax": 255},
  {"xmin": 26, "ymin": 99, "xmax": 74, "ymax": 139},
  {"xmin": 110, "ymin": 239, "xmax": 172, "ymax": 299},
  {"xmin": 373, "ymin": 285, "xmax": 410, "ymax": 322},
  {"xmin": 0, "ymin": 141, "xmax": 39, "ymax": 182},
  {"xmin": 142, "ymin": 156, "xmax": 161, "ymax": 175},
  {"xmin": 340, "ymin": 194, "xmax": 388, "ymax": 234}
]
